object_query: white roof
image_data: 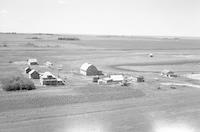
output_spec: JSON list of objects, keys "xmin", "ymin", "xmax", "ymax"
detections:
[
  {"xmin": 29, "ymin": 69, "xmax": 37, "ymax": 75},
  {"xmin": 46, "ymin": 61, "xmax": 52, "ymax": 64},
  {"xmin": 80, "ymin": 63, "xmax": 93, "ymax": 71},
  {"xmin": 110, "ymin": 75, "xmax": 124, "ymax": 81},
  {"xmin": 103, "ymin": 77, "xmax": 112, "ymax": 81},
  {"xmin": 25, "ymin": 67, "xmax": 31, "ymax": 70},
  {"xmin": 57, "ymin": 78, "xmax": 63, "ymax": 81},
  {"xmin": 28, "ymin": 58, "xmax": 37, "ymax": 63},
  {"xmin": 40, "ymin": 71, "xmax": 56, "ymax": 78}
]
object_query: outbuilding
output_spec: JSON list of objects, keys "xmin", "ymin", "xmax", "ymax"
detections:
[
  {"xmin": 25, "ymin": 67, "xmax": 32, "ymax": 74},
  {"xmin": 28, "ymin": 58, "xmax": 38, "ymax": 65},
  {"xmin": 149, "ymin": 53, "xmax": 154, "ymax": 57},
  {"xmin": 80, "ymin": 63, "xmax": 99, "ymax": 76},
  {"xmin": 136, "ymin": 76, "xmax": 145, "ymax": 82},
  {"xmin": 29, "ymin": 70, "xmax": 40, "ymax": 79},
  {"xmin": 110, "ymin": 75, "xmax": 124, "ymax": 82},
  {"xmin": 161, "ymin": 70, "xmax": 177, "ymax": 78},
  {"xmin": 45, "ymin": 61, "xmax": 53, "ymax": 67}
]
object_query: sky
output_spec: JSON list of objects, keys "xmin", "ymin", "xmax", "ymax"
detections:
[{"xmin": 0, "ymin": 0, "xmax": 200, "ymax": 36}]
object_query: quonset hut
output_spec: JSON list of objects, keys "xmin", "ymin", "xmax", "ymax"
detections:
[{"xmin": 80, "ymin": 63, "xmax": 99, "ymax": 76}]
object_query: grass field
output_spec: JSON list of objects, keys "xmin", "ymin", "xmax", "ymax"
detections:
[{"xmin": 0, "ymin": 33, "xmax": 200, "ymax": 132}]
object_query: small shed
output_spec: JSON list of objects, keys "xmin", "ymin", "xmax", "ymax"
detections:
[
  {"xmin": 80, "ymin": 63, "xmax": 99, "ymax": 76},
  {"xmin": 136, "ymin": 76, "xmax": 145, "ymax": 82},
  {"xmin": 57, "ymin": 78, "xmax": 65, "ymax": 85},
  {"xmin": 45, "ymin": 61, "xmax": 53, "ymax": 67},
  {"xmin": 25, "ymin": 67, "xmax": 32, "ymax": 74},
  {"xmin": 29, "ymin": 70, "xmax": 40, "ymax": 79},
  {"xmin": 161, "ymin": 70, "xmax": 177, "ymax": 78},
  {"xmin": 93, "ymin": 76, "xmax": 100, "ymax": 83},
  {"xmin": 28, "ymin": 59, "xmax": 38, "ymax": 65}
]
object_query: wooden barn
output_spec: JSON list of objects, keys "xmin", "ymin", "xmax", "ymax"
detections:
[{"xmin": 29, "ymin": 70, "xmax": 40, "ymax": 79}]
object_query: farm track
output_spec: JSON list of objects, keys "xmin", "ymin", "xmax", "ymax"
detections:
[{"xmin": 110, "ymin": 59, "xmax": 200, "ymax": 72}]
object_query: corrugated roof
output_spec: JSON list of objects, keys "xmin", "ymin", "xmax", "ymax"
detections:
[{"xmin": 80, "ymin": 63, "xmax": 93, "ymax": 71}]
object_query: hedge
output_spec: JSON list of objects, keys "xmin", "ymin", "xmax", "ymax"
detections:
[{"xmin": 1, "ymin": 76, "xmax": 36, "ymax": 91}]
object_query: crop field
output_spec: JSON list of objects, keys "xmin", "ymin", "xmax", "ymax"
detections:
[{"xmin": 1, "ymin": 33, "xmax": 200, "ymax": 132}]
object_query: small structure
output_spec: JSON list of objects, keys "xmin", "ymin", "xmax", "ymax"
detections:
[
  {"xmin": 98, "ymin": 77, "xmax": 112, "ymax": 84},
  {"xmin": 149, "ymin": 53, "xmax": 154, "ymax": 57},
  {"xmin": 161, "ymin": 70, "xmax": 177, "ymax": 78},
  {"xmin": 120, "ymin": 80, "xmax": 130, "ymax": 86},
  {"xmin": 57, "ymin": 78, "xmax": 65, "ymax": 85},
  {"xmin": 110, "ymin": 75, "xmax": 124, "ymax": 82},
  {"xmin": 29, "ymin": 70, "xmax": 40, "ymax": 79},
  {"xmin": 28, "ymin": 58, "xmax": 38, "ymax": 65},
  {"xmin": 45, "ymin": 61, "xmax": 53, "ymax": 67},
  {"xmin": 93, "ymin": 76, "xmax": 100, "ymax": 83},
  {"xmin": 136, "ymin": 76, "xmax": 145, "ymax": 82},
  {"xmin": 25, "ymin": 67, "xmax": 32, "ymax": 74},
  {"xmin": 40, "ymin": 72, "xmax": 64, "ymax": 86},
  {"xmin": 80, "ymin": 63, "xmax": 99, "ymax": 76}
]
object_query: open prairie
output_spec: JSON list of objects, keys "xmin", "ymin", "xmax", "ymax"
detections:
[{"xmin": 1, "ymin": 33, "xmax": 200, "ymax": 132}]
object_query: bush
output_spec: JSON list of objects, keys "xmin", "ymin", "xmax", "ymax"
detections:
[
  {"xmin": 2, "ymin": 44, "xmax": 7, "ymax": 47},
  {"xmin": 1, "ymin": 76, "xmax": 36, "ymax": 91},
  {"xmin": 8, "ymin": 60, "xmax": 13, "ymax": 63},
  {"xmin": 25, "ymin": 42, "xmax": 38, "ymax": 47}
]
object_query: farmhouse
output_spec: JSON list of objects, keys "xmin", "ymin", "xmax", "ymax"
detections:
[
  {"xmin": 161, "ymin": 70, "xmax": 177, "ymax": 78},
  {"xmin": 80, "ymin": 63, "xmax": 99, "ymax": 76},
  {"xmin": 40, "ymin": 72, "xmax": 64, "ymax": 86},
  {"xmin": 25, "ymin": 67, "xmax": 32, "ymax": 74},
  {"xmin": 29, "ymin": 70, "xmax": 40, "ymax": 79},
  {"xmin": 28, "ymin": 58, "xmax": 38, "ymax": 65}
]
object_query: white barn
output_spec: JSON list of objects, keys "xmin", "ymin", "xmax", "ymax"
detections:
[{"xmin": 80, "ymin": 63, "xmax": 99, "ymax": 76}]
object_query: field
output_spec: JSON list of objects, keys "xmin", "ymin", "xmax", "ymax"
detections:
[{"xmin": 1, "ymin": 33, "xmax": 200, "ymax": 132}]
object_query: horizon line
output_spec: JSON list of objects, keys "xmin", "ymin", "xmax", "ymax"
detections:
[{"xmin": 0, "ymin": 32, "xmax": 200, "ymax": 39}]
